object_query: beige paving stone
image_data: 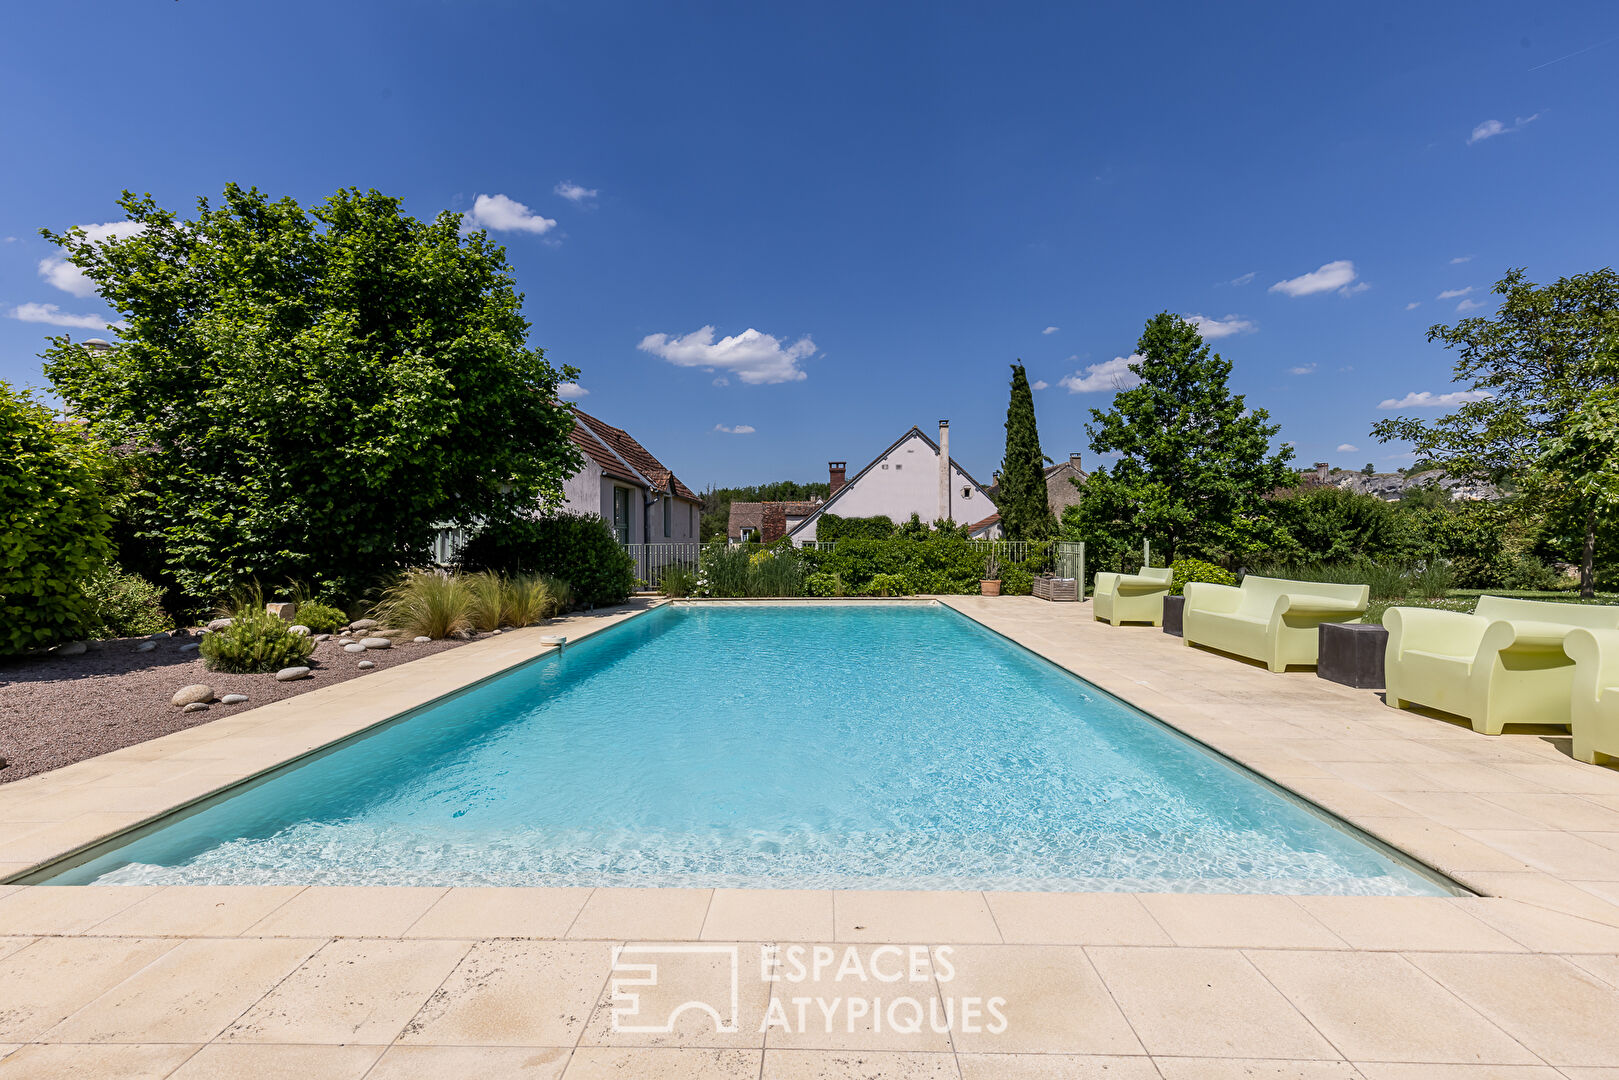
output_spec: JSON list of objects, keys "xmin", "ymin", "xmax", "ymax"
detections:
[
  {"xmin": 1566, "ymin": 951, "xmax": 1619, "ymax": 989},
  {"xmin": 1490, "ymin": 762, "xmax": 1619, "ymax": 795},
  {"xmin": 0, "ymin": 812, "xmax": 155, "ymax": 864},
  {"xmin": 834, "ymin": 890, "xmax": 1001, "ymax": 943},
  {"xmin": 983, "ymin": 891, "xmax": 1170, "ymax": 946},
  {"xmin": 223, "ymin": 937, "xmax": 471, "ymax": 1044},
  {"xmin": 580, "ymin": 941, "xmax": 773, "ymax": 1049},
  {"xmin": 0, "ymin": 1042, "xmax": 200, "ymax": 1078},
  {"xmin": 1481, "ymin": 792, "xmax": 1619, "ymax": 832},
  {"xmin": 1463, "ymin": 830, "xmax": 1619, "ymax": 881},
  {"xmin": 0, "ymin": 939, "xmax": 33, "ymax": 963},
  {"xmin": 404, "ymin": 887, "xmax": 591, "ymax": 939},
  {"xmin": 0, "ymin": 936, "xmax": 176, "ymax": 1041},
  {"xmin": 243, "ymin": 886, "xmax": 447, "ymax": 937},
  {"xmin": 1292, "ymin": 896, "xmax": 1524, "ymax": 952},
  {"xmin": 567, "ymin": 888, "xmax": 712, "ymax": 941},
  {"xmin": 368, "ymin": 1045, "xmax": 571, "ymax": 1079},
  {"xmin": 0, "ymin": 886, "xmax": 161, "ymax": 934},
  {"xmin": 167, "ymin": 1042, "xmax": 384, "ymax": 1079},
  {"xmin": 1154, "ymin": 1061, "xmax": 1363, "ymax": 1079},
  {"xmin": 1345, "ymin": 817, "xmax": 1535, "ymax": 876},
  {"xmin": 1245, "ymin": 949, "xmax": 1536, "ymax": 1065},
  {"xmin": 1378, "ymin": 790, "xmax": 1545, "ymax": 831},
  {"xmin": 1409, "ymin": 952, "xmax": 1619, "ymax": 1067},
  {"xmin": 760, "ymin": 943, "xmax": 953, "ymax": 1053},
  {"xmin": 1266, "ymin": 779, "xmax": 1425, "ymax": 820},
  {"xmin": 943, "ymin": 943, "xmax": 1141, "ymax": 1055},
  {"xmin": 763, "ymin": 1049, "xmax": 957, "ymax": 1078},
  {"xmin": 1087, "ymin": 946, "xmax": 1337, "ymax": 1060},
  {"xmin": 700, "ymin": 889, "xmax": 835, "ymax": 942},
  {"xmin": 91, "ymin": 885, "xmax": 305, "ymax": 937},
  {"xmin": 957, "ymin": 1054, "xmax": 1160, "ymax": 1079},
  {"xmin": 45, "ymin": 936, "xmax": 323, "ymax": 1044},
  {"xmin": 1462, "ymin": 871, "xmax": 1619, "ymax": 926},
  {"xmin": 1453, "ymin": 897, "xmax": 1619, "ymax": 952},
  {"xmin": 401, "ymin": 939, "xmax": 613, "ymax": 1047},
  {"xmin": 1137, "ymin": 894, "xmax": 1346, "ymax": 949},
  {"xmin": 1353, "ymin": 1067, "xmax": 1561, "ymax": 1080}
]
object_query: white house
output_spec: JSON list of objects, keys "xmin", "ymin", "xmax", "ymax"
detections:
[
  {"xmin": 562, "ymin": 407, "xmax": 702, "ymax": 545},
  {"xmin": 786, "ymin": 421, "xmax": 1002, "ymax": 541}
]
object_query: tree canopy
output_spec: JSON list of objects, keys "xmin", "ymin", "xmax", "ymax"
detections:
[
  {"xmin": 41, "ymin": 185, "xmax": 581, "ymax": 600},
  {"xmin": 997, "ymin": 362, "xmax": 1054, "ymax": 539},
  {"xmin": 1371, "ymin": 266, "xmax": 1619, "ymax": 594},
  {"xmin": 1064, "ymin": 312, "xmax": 1293, "ymax": 564}
]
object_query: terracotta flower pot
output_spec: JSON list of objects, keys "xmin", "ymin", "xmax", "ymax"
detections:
[{"xmin": 981, "ymin": 579, "xmax": 1002, "ymax": 597}]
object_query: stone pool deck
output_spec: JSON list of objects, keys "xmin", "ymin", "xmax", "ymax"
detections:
[{"xmin": 0, "ymin": 596, "xmax": 1617, "ymax": 1077}]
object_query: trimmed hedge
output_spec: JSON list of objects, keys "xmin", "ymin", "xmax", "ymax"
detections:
[{"xmin": 457, "ymin": 513, "xmax": 634, "ymax": 607}]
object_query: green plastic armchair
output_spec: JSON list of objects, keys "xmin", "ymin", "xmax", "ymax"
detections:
[
  {"xmin": 1560, "ymin": 628, "xmax": 1619, "ymax": 765},
  {"xmin": 1093, "ymin": 566, "xmax": 1174, "ymax": 626},
  {"xmin": 1383, "ymin": 596, "xmax": 1619, "ymax": 735},
  {"xmin": 1182, "ymin": 575, "xmax": 1369, "ymax": 673}
]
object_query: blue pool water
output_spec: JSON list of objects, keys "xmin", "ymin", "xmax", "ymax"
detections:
[{"xmin": 49, "ymin": 604, "xmax": 1450, "ymax": 894}]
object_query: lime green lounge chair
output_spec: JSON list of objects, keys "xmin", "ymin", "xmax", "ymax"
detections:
[
  {"xmin": 1383, "ymin": 596, "xmax": 1619, "ymax": 735},
  {"xmin": 1093, "ymin": 566, "xmax": 1174, "ymax": 626},
  {"xmin": 1557, "ymin": 628, "xmax": 1619, "ymax": 764},
  {"xmin": 1182, "ymin": 575, "xmax": 1369, "ymax": 673}
]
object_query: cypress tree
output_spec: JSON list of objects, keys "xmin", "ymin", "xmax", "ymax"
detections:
[{"xmin": 998, "ymin": 361, "xmax": 1055, "ymax": 539}]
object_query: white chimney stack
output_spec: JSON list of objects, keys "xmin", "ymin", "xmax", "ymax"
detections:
[{"xmin": 939, "ymin": 420, "xmax": 951, "ymax": 524}]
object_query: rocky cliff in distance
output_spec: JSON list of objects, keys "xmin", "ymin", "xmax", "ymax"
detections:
[{"xmin": 1302, "ymin": 466, "xmax": 1500, "ymax": 502}]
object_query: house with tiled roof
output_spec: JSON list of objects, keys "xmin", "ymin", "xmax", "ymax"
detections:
[
  {"xmin": 784, "ymin": 422, "xmax": 1002, "ymax": 541},
  {"xmin": 727, "ymin": 499, "xmax": 823, "ymax": 543},
  {"xmin": 562, "ymin": 407, "xmax": 702, "ymax": 544}
]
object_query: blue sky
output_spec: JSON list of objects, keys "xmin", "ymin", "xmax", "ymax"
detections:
[{"xmin": 3, "ymin": 1, "xmax": 1615, "ymax": 490}]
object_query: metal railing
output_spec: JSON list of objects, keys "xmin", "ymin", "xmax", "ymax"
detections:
[{"xmin": 623, "ymin": 542, "xmax": 703, "ymax": 586}]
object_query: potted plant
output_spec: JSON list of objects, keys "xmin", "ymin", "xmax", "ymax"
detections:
[{"xmin": 981, "ymin": 555, "xmax": 1002, "ymax": 597}]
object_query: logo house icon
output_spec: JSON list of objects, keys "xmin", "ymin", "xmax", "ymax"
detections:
[{"xmin": 609, "ymin": 944, "xmax": 742, "ymax": 1035}]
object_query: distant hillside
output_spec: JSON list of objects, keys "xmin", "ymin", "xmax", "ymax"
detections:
[{"xmin": 1297, "ymin": 464, "xmax": 1500, "ymax": 502}]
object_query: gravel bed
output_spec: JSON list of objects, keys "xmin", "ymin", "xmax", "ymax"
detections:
[{"xmin": 0, "ymin": 630, "xmax": 472, "ymax": 784}]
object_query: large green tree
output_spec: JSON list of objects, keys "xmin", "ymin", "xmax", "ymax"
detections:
[
  {"xmin": 1065, "ymin": 313, "xmax": 1293, "ymax": 564},
  {"xmin": 997, "ymin": 361, "xmax": 1055, "ymax": 539},
  {"xmin": 1, "ymin": 382, "xmax": 114, "ymax": 653},
  {"xmin": 41, "ymin": 185, "xmax": 582, "ymax": 600},
  {"xmin": 1371, "ymin": 267, "xmax": 1619, "ymax": 596}
]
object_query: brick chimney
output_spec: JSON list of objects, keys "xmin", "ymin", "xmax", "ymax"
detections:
[
  {"xmin": 828, "ymin": 461, "xmax": 847, "ymax": 494},
  {"xmin": 938, "ymin": 420, "xmax": 951, "ymax": 523},
  {"xmin": 761, "ymin": 503, "xmax": 787, "ymax": 542}
]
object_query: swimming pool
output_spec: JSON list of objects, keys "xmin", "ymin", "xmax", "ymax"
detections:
[{"xmin": 44, "ymin": 603, "xmax": 1452, "ymax": 894}]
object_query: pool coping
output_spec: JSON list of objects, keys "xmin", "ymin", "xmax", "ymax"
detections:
[{"xmin": 3, "ymin": 594, "xmax": 1619, "ymax": 929}]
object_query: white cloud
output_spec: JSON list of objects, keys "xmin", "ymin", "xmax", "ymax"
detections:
[
  {"xmin": 37, "ymin": 220, "xmax": 144, "ymax": 297},
  {"xmin": 557, "ymin": 381, "xmax": 588, "ymax": 400},
  {"xmin": 554, "ymin": 181, "xmax": 597, "ymax": 204},
  {"xmin": 1378, "ymin": 389, "xmax": 1492, "ymax": 409},
  {"xmin": 7, "ymin": 302, "xmax": 114, "ymax": 329},
  {"xmin": 1450, "ymin": 255, "xmax": 1473, "ymax": 264},
  {"xmin": 1437, "ymin": 286, "xmax": 1473, "ymax": 300},
  {"xmin": 1226, "ymin": 271, "xmax": 1256, "ymax": 287},
  {"xmin": 1269, "ymin": 260, "xmax": 1361, "ymax": 298},
  {"xmin": 1030, "ymin": 379, "xmax": 1049, "ymax": 390},
  {"xmin": 1337, "ymin": 443, "xmax": 1359, "ymax": 453},
  {"xmin": 1456, "ymin": 297, "xmax": 1485, "ymax": 312},
  {"xmin": 1468, "ymin": 114, "xmax": 1539, "ymax": 145},
  {"xmin": 463, "ymin": 193, "xmax": 557, "ymax": 234},
  {"xmin": 1042, "ymin": 325, "xmax": 1059, "ymax": 335},
  {"xmin": 1405, "ymin": 301, "xmax": 1423, "ymax": 310},
  {"xmin": 1183, "ymin": 313, "xmax": 1256, "ymax": 340},
  {"xmin": 1060, "ymin": 354, "xmax": 1142, "ymax": 393},
  {"xmin": 714, "ymin": 423, "xmax": 755, "ymax": 434},
  {"xmin": 638, "ymin": 325, "xmax": 815, "ymax": 385},
  {"xmin": 1288, "ymin": 364, "xmax": 1316, "ymax": 375}
]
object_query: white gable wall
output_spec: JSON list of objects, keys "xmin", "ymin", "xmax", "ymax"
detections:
[{"xmin": 793, "ymin": 431, "xmax": 990, "ymax": 541}]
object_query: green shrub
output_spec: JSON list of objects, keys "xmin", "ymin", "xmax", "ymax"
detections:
[
  {"xmin": 81, "ymin": 563, "xmax": 172, "ymax": 638},
  {"xmin": 864, "ymin": 573, "xmax": 908, "ymax": 596},
  {"xmin": 1410, "ymin": 559, "xmax": 1456, "ymax": 599},
  {"xmin": 1000, "ymin": 563, "xmax": 1034, "ymax": 595},
  {"xmin": 501, "ymin": 573, "xmax": 569, "ymax": 625},
  {"xmin": 660, "ymin": 566, "xmax": 697, "ymax": 598},
  {"xmin": 817, "ymin": 514, "xmax": 896, "ymax": 542},
  {"xmin": 200, "ymin": 607, "xmax": 315, "ymax": 673},
  {"xmin": 806, "ymin": 571, "xmax": 844, "ymax": 597},
  {"xmin": 464, "ymin": 570, "xmax": 505, "ymax": 631},
  {"xmin": 374, "ymin": 571, "xmax": 473, "ymax": 639},
  {"xmin": 1170, "ymin": 558, "xmax": 1236, "ymax": 596},
  {"xmin": 1, "ymin": 381, "xmax": 115, "ymax": 653},
  {"xmin": 458, "ymin": 513, "xmax": 634, "ymax": 607},
  {"xmin": 696, "ymin": 542, "xmax": 808, "ymax": 597},
  {"xmin": 292, "ymin": 599, "xmax": 347, "ymax": 634},
  {"xmin": 1501, "ymin": 555, "xmax": 1568, "ymax": 591}
]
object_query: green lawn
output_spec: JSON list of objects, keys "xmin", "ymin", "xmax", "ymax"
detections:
[{"xmin": 1365, "ymin": 589, "xmax": 1619, "ymax": 625}]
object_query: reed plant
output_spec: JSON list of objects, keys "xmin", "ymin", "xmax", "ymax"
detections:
[
  {"xmin": 374, "ymin": 571, "xmax": 473, "ymax": 639},
  {"xmin": 463, "ymin": 570, "xmax": 506, "ymax": 632},
  {"xmin": 500, "ymin": 573, "xmax": 572, "ymax": 625}
]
